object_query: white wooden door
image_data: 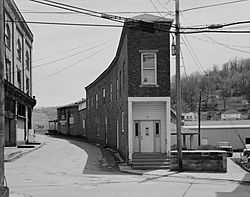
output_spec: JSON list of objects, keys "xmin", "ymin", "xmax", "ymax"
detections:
[{"xmin": 141, "ymin": 121, "xmax": 154, "ymax": 152}]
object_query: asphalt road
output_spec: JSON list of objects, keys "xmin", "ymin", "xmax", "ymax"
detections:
[{"xmin": 5, "ymin": 135, "xmax": 250, "ymax": 197}]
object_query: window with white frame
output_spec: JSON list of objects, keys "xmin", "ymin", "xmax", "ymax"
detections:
[{"xmin": 141, "ymin": 52, "xmax": 157, "ymax": 85}]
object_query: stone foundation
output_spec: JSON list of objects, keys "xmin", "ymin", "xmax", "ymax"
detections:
[{"xmin": 171, "ymin": 150, "xmax": 227, "ymax": 172}]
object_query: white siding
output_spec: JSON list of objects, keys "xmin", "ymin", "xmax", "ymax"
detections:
[{"xmin": 132, "ymin": 102, "xmax": 166, "ymax": 153}]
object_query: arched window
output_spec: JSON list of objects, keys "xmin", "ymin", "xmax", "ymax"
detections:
[
  {"xmin": 17, "ymin": 39, "xmax": 22, "ymax": 60},
  {"xmin": 5, "ymin": 24, "xmax": 11, "ymax": 48},
  {"xmin": 26, "ymin": 51, "xmax": 30, "ymax": 70}
]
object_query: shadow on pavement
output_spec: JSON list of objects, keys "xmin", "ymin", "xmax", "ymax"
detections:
[
  {"xmin": 46, "ymin": 134, "xmax": 126, "ymax": 175},
  {"xmin": 216, "ymin": 174, "xmax": 250, "ymax": 197}
]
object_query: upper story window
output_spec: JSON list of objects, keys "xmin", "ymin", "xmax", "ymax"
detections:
[
  {"xmin": 5, "ymin": 58, "xmax": 11, "ymax": 82},
  {"xmin": 26, "ymin": 51, "xmax": 30, "ymax": 70},
  {"xmin": 102, "ymin": 88, "xmax": 106, "ymax": 104},
  {"xmin": 17, "ymin": 39, "xmax": 22, "ymax": 61},
  {"xmin": 26, "ymin": 77, "xmax": 30, "ymax": 95},
  {"xmin": 5, "ymin": 24, "xmax": 11, "ymax": 49},
  {"xmin": 110, "ymin": 83, "xmax": 112, "ymax": 103},
  {"xmin": 116, "ymin": 78, "xmax": 119, "ymax": 100},
  {"xmin": 17, "ymin": 69, "xmax": 21, "ymax": 89},
  {"xmin": 141, "ymin": 52, "xmax": 157, "ymax": 85},
  {"xmin": 95, "ymin": 93, "xmax": 98, "ymax": 109}
]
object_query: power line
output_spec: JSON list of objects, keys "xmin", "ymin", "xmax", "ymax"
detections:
[
  {"xmin": 180, "ymin": 14, "xmax": 250, "ymax": 54},
  {"xmin": 10, "ymin": 20, "xmax": 123, "ymax": 27},
  {"xmin": 181, "ymin": 20, "xmax": 250, "ymax": 30},
  {"xmin": 33, "ymin": 34, "xmax": 119, "ymax": 62},
  {"xmin": 180, "ymin": 35, "xmax": 204, "ymax": 74},
  {"xmin": 34, "ymin": 44, "xmax": 112, "ymax": 84},
  {"xmin": 21, "ymin": 11, "xmax": 172, "ymax": 14},
  {"xmin": 150, "ymin": 0, "xmax": 164, "ymax": 17},
  {"xmin": 5, "ymin": 35, "xmax": 118, "ymax": 78},
  {"xmin": 28, "ymin": 0, "xmax": 124, "ymax": 23},
  {"xmin": 190, "ymin": 35, "xmax": 250, "ymax": 54},
  {"xmin": 33, "ymin": 38, "xmax": 117, "ymax": 69},
  {"xmin": 182, "ymin": 0, "xmax": 248, "ymax": 12},
  {"xmin": 182, "ymin": 35, "xmax": 206, "ymax": 73}
]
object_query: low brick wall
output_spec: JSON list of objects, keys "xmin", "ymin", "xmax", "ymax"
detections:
[{"xmin": 171, "ymin": 150, "xmax": 227, "ymax": 172}]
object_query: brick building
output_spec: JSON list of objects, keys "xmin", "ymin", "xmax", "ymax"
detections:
[
  {"xmin": 85, "ymin": 14, "xmax": 173, "ymax": 163},
  {"xmin": 4, "ymin": 0, "xmax": 36, "ymax": 146},
  {"xmin": 57, "ymin": 99, "xmax": 86, "ymax": 137}
]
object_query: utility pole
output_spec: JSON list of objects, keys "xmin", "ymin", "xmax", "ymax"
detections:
[
  {"xmin": 198, "ymin": 90, "xmax": 201, "ymax": 146},
  {"xmin": 175, "ymin": 0, "xmax": 183, "ymax": 171},
  {"xmin": 0, "ymin": 0, "xmax": 8, "ymax": 196}
]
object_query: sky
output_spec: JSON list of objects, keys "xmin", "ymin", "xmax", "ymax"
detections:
[{"xmin": 14, "ymin": 0, "xmax": 250, "ymax": 107}]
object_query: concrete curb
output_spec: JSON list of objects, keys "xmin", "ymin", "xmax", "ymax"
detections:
[{"xmin": 4, "ymin": 143, "xmax": 45, "ymax": 162}]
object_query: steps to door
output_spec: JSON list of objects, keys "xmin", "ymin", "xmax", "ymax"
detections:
[{"xmin": 132, "ymin": 153, "xmax": 170, "ymax": 170}]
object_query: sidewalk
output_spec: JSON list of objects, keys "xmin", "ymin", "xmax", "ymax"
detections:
[
  {"xmin": 4, "ymin": 143, "xmax": 44, "ymax": 162},
  {"xmin": 118, "ymin": 158, "xmax": 250, "ymax": 183},
  {"xmin": 4, "ymin": 137, "xmax": 250, "ymax": 183}
]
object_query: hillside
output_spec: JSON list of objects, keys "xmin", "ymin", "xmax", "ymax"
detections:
[{"xmin": 33, "ymin": 107, "xmax": 57, "ymax": 132}]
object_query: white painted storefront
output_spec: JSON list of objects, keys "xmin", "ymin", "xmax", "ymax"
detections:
[{"xmin": 128, "ymin": 97, "xmax": 171, "ymax": 161}]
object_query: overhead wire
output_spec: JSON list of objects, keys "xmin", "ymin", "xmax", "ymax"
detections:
[
  {"xmin": 10, "ymin": 20, "xmax": 123, "ymax": 27},
  {"xmin": 180, "ymin": 35, "xmax": 204, "ymax": 74},
  {"xmin": 182, "ymin": 34, "xmax": 206, "ymax": 73},
  {"xmin": 181, "ymin": 13, "xmax": 250, "ymax": 54},
  {"xmin": 181, "ymin": 0, "xmax": 248, "ymax": 12},
  {"xmin": 33, "ymin": 37, "xmax": 117, "ymax": 69},
  {"xmin": 33, "ymin": 44, "xmax": 113, "ymax": 84},
  {"xmin": 34, "ymin": 33, "xmax": 119, "ymax": 62},
  {"xmin": 28, "ymin": 0, "xmax": 124, "ymax": 23}
]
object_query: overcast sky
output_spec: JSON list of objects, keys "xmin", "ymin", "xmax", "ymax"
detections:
[{"xmin": 14, "ymin": 0, "xmax": 250, "ymax": 107}]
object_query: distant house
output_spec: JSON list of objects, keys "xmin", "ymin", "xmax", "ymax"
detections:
[
  {"xmin": 221, "ymin": 110, "xmax": 241, "ymax": 120},
  {"xmin": 183, "ymin": 112, "xmax": 197, "ymax": 121},
  {"xmin": 57, "ymin": 99, "xmax": 86, "ymax": 137}
]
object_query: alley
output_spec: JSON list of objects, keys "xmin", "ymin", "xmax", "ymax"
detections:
[{"xmin": 5, "ymin": 134, "xmax": 250, "ymax": 197}]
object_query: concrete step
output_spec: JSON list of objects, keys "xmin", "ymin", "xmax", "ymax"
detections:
[
  {"xmin": 133, "ymin": 165, "xmax": 170, "ymax": 170},
  {"xmin": 132, "ymin": 153, "xmax": 170, "ymax": 170}
]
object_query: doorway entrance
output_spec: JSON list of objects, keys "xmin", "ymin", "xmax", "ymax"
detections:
[{"xmin": 133, "ymin": 120, "xmax": 161, "ymax": 153}]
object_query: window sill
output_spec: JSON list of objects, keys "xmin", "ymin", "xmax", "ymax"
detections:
[{"xmin": 140, "ymin": 84, "xmax": 159, "ymax": 88}]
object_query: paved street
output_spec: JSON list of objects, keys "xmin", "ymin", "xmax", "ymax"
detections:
[{"xmin": 5, "ymin": 134, "xmax": 250, "ymax": 197}]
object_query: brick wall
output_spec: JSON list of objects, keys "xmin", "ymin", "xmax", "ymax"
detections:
[
  {"xmin": 85, "ymin": 20, "xmax": 172, "ymax": 160},
  {"xmin": 127, "ymin": 24, "xmax": 171, "ymax": 97},
  {"xmin": 86, "ymin": 32, "xmax": 128, "ymax": 157}
]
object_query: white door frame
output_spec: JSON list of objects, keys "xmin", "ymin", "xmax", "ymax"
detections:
[{"xmin": 128, "ymin": 97, "xmax": 171, "ymax": 161}]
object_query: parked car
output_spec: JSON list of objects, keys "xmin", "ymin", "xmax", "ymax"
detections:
[
  {"xmin": 243, "ymin": 144, "xmax": 250, "ymax": 157},
  {"xmin": 216, "ymin": 142, "xmax": 233, "ymax": 157}
]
